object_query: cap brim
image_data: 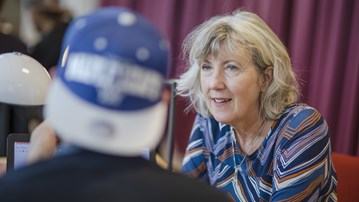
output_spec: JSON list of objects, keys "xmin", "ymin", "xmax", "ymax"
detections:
[{"xmin": 45, "ymin": 79, "xmax": 167, "ymax": 156}]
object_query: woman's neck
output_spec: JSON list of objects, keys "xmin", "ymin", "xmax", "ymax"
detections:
[{"xmin": 233, "ymin": 119, "xmax": 272, "ymax": 154}]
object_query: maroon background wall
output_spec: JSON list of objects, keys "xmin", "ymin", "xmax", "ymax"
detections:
[{"xmin": 102, "ymin": 0, "xmax": 359, "ymax": 156}]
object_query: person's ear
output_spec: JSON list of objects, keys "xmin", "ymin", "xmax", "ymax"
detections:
[{"xmin": 260, "ymin": 66, "xmax": 273, "ymax": 92}]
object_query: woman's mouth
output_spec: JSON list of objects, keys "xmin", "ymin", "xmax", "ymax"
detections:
[{"xmin": 212, "ymin": 98, "xmax": 232, "ymax": 103}]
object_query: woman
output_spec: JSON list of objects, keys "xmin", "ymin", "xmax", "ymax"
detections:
[{"xmin": 177, "ymin": 10, "xmax": 337, "ymax": 201}]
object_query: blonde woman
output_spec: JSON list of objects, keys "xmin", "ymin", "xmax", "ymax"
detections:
[{"xmin": 177, "ymin": 10, "xmax": 337, "ymax": 201}]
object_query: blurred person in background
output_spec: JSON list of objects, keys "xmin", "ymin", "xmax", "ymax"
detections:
[
  {"xmin": 28, "ymin": 0, "xmax": 72, "ymax": 76},
  {"xmin": 0, "ymin": 0, "xmax": 27, "ymax": 54}
]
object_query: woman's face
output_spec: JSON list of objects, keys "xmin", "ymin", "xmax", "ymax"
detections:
[{"xmin": 200, "ymin": 48, "xmax": 263, "ymax": 126}]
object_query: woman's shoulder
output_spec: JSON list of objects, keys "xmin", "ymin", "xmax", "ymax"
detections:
[
  {"xmin": 273, "ymin": 103, "xmax": 328, "ymax": 147},
  {"xmin": 279, "ymin": 103, "xmax": 322, "ymax": 123}
]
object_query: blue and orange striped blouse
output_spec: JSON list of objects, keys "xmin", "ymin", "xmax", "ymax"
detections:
[{"xmin": 182, "ymin": 103, "xmax": 337, "ymax": 201}]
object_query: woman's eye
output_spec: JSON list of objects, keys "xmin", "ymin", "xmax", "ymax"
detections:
[
  {"xmin": 201, "ymin": 64, "xmax": 212, "ymax": 71},
  {"xmin": 225, "ymin": 65, "xmax": 238, "ymax": 71}
]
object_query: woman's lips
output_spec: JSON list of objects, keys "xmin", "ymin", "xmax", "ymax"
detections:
[{"xmin": 212, "ymin": 98, "xmax": 232, "ymax": 103}]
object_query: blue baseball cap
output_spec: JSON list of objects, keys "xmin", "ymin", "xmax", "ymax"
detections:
[{"xmin": 45, "ymin": 7, "xmax": 170, "ymax": 156}]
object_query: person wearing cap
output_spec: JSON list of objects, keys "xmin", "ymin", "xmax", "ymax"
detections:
[{"xmin": 0, "ymin": 7, "xmax": 230, "ymax": 202}]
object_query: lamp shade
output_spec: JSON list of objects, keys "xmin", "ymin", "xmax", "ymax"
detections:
[{"xmin": 0, "ymin": 52, "xmax": 51, "ymax": 106}]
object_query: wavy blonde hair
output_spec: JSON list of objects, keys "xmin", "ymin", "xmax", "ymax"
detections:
[{"xmin": 176, "ymin": 10, "xmax": 299, "ymax": 120}]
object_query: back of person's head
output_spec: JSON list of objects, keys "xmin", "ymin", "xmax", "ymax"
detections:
[
  {"xmin": 177, "ymin": 9, "xmax": 299, "ymax": 120},
  {"xmin": 45, "ymin": 7, "xmax": 170, "ymax": 156}
]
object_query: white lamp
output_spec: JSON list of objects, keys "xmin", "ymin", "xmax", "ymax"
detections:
[{"xmin": 0, "ymin": 52, "xmax": 51, "ymax": 106}]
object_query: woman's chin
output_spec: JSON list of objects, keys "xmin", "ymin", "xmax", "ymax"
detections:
[{"xmin": 211, "ymin": 114, "xmax": 232, "ymax": 125}]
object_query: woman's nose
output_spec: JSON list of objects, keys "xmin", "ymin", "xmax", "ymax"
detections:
[{"xmin": 208, "ymin": 70, "xmax": 225, "ymax": 90}]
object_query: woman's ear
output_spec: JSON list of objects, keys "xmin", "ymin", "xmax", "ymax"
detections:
[{"xmin": 260, "ymin": 66, "xmax": 273, "ymax": 92}]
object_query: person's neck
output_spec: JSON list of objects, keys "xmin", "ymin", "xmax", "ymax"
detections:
[
  {"xmin": 233, "ymin": 118, "xmax": 270, "ymax": 155},
  {"xmin": 233, "ymin": 118, "xmax": 264, "ymax": 143}
]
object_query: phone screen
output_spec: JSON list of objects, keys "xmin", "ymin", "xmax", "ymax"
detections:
[
  {"xmin": 14, "ymin": 142, "xmax": 30, "ymax": 170},
  {"xmin": 6, "ymin": 134, "xmax": 30, "ymax": 172}
]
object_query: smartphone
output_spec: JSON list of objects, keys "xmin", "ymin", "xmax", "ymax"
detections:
[{"xmin": 6, "ymin": 133, "xmax": 30, "ymax": 172}]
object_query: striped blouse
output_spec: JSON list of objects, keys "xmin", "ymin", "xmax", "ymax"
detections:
[{"xmin": 182, "ymin": 103, "xmax": 337, "ymax": 201}]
